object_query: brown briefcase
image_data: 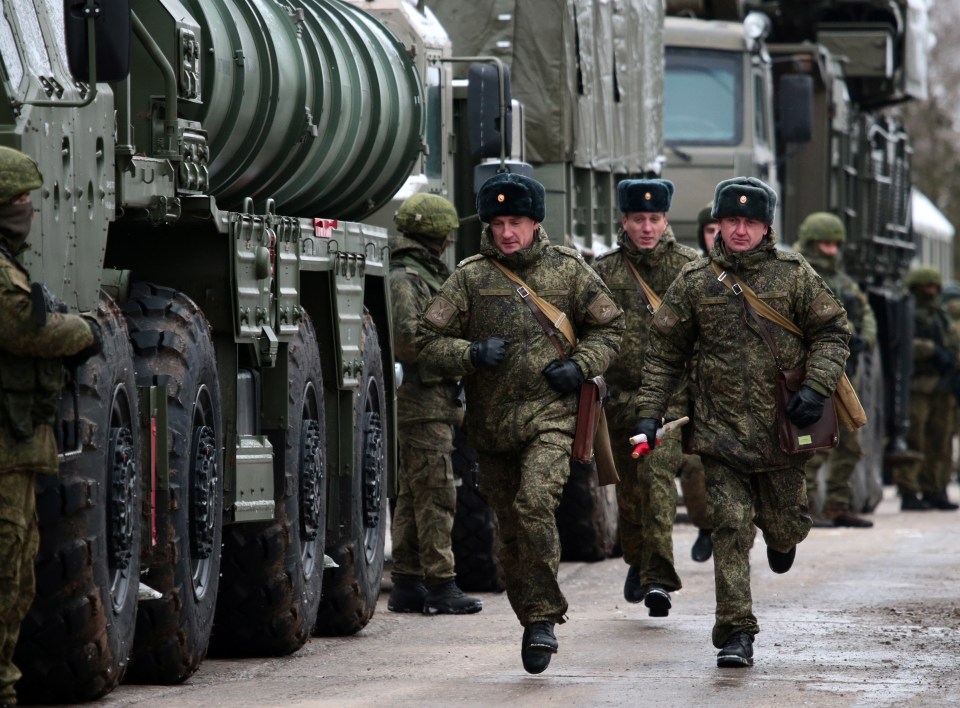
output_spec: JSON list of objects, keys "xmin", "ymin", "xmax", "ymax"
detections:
[
  {"xmin": 774, "ymin": 368, "xmax": 839, "ymax": 454},
  {"xmin": 573, "ymin": 377, "xmax": 619, "ymax": 485}
]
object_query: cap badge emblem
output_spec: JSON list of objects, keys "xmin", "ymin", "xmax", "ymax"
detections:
[
  {"xmin": 497, "ymin": 194, "xmax": 505, "ymax": 203},
  {"xmin": 644, "ymin": 192, "xmax": 652, "ymax": 200},
  {"xmin": 739, "ymin": 195, "xmax": 748, "ymax": 204}
]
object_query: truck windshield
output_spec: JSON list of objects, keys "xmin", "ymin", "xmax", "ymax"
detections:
[{"xmin": 665, "ymin": 47, "xmax": 742, "ymax": 145}]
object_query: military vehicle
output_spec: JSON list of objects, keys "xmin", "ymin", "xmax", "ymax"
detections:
[
  {"xmin": 661, "ymin": 0, "xmax": 930, "ymax": 511},
  {"xmin": 1, "ymin": 0, "xmax": 450, "ymax": 701}
]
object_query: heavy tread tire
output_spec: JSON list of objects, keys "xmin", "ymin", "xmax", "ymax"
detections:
[
  {"xmin": 14, "ymin": 294, "xmax": 141, "ymax": 704},
  {"xmin": 450, "ymin": 427, "xmax": 505, "ymax": 593},
  {"xmin": 314, "ymin": 315, "xmax": 387, "ymax": 636},
  {"xmin": 556, "ymin": 460, "xmax": 618, "ymax": 562},
  {"xmin": 122, "ymin": 284, "xmax": 223, "ymax": 684},
  {"xmin": 210, "ymin": 316, "xmax": 327, "ymax": 656}
]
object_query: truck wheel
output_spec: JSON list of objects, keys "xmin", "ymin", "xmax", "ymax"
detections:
[
  {"xmin": 314, "ymin": 315, "xmax": 387, "ymax": 636},
  {"xmin": 556, "ymin": 460, "xmax": 618, "ymax": 562},
  {"xmin": 211, "ymin": 316, "xmax": 327, "ymax": 655},
  {"xmin": 450, "ymin": 427, "xmax": 505, "ymax": 592},
  {"xmin": 14, "ymin": 294, "xmax": 140, "ymax": 703},
  {"xmin": 122, "ymin": 284, "xmax": 223, "ymax": 684}
]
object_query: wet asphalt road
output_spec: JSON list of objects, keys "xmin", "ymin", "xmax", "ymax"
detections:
[{"xmin": 98, "ymin": 485, "xmax": 960, "ymax": 707}]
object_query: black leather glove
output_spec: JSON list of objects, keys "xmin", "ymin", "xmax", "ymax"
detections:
[
  {"xmin": 848, "ymin": 334, "xmax": 868, "ymax": 356},
  {"xmin": 785, "ymin": 385, "xmax": 827, "ymax": 428},
  {"xmin": 542, "ymin": 359, "xmax": 584, "ymax": 394},
  {"xmin": 469, "ymin": 337, "xmax": 509, "ymax": 369},
  {"xmin": 631, "ymin": 418, "xmax": 659, "ymax": 449},
  {"xmin": 934, "ymin": 346, "xmax": 956, "ymax": 374},
  {"xmin": 64, "ymin": 317, "xmax": 103, "ymax": 367}
]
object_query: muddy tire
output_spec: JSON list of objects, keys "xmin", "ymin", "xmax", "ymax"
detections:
[
  {"xmin": 314, "ymin": 315, "xmax": 387, "ymax": 636},
  {"xmin": 211, "ymin": 317, "xmax": 327, "ymax": 656},
  {"xmin": 14, "ymin": 294, "xmax": 140, "ymax": 703},
  {"xmin": 450, "ymin": 427, "xmax": 505, "ymax": 592},
  {"xmin": 556, "ymin": 460, "xmax": 618, "ymax": 562},
  {"xmin": 122, "ymin": 284, "xmax": 223, "ymax": 683}
]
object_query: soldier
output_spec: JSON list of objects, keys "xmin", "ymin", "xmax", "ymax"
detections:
[
  {"xmin": 796, "ymin": 212, "xmax": 877, "ymax": 527},
  {"xmin": 634, "ymin": 176, "xmax": 849, "ymax": 668},
  {"xmin": 417, "ymin": 173, "xmax": 624, "ymax": 674},
  {"xmin": 387, "ymin": 193, "xmax": 483, "ymax": 615},
  {"xmin": 697, "ymin": 201, "xmax": 720, "ymax": 254},
  {"xmin": 0, "ymin": 147, "xmax": 102, "ymax": 706},
  {"xmin": 592, "ymin": 179, "xmax": 699, "ymax": 616},
  {"xmin": 903, "ymin": 267, "xmax": 960, "ymax": 511}
]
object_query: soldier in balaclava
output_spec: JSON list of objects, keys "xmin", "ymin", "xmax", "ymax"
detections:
[
  {"xmin": 387, "ymin": 193, "xmax": 483, "ymax": 616},
  {"xmin": 0, "ymin": 146, "xmax": 102, "ymax": 705}
]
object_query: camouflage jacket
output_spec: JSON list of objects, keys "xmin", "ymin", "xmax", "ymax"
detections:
[
  {"xmin": 636, "ymin": 232, "xmax": 850, "ymax": 471},
  {"xmin": 390, "ymin": 233, "xmax": 464, "ymax": 434},
  {"xmin": 592, "ymin": 226, "xmax": 698, "ymax": 424},
  {"xmin": 801, "ymin": 248, "xmax": 877, "ymax": 348},
  {"xmin": 911, "ymin": 291, "xmax": 960, "ymax": 394},
  {"xmin": 0, "ymin": 241, "xmax": 95, "ymax": 475},
  {"xmin": 416, "ymin": 225, "xmax": 624, "ymax": 452}
]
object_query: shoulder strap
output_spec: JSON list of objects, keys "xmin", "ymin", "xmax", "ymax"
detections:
[
  {"xmin": 622, "ymin": 253, "xmax": 662, "ymax": 314},
  {"xmin": 710, "ymin": 261, "xmax": 803, "ymax": 336},
  {"xmin": 393, "ymin": 252, "xmax": 445, "ymax": 293},
  {"xmin": 488, "ymin": 258, "xmax": 576, "ymax": 354}
]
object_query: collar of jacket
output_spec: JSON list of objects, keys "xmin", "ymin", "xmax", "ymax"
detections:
[
  {"xmin": 712, "ymin": 228, "xmax": 779, "ymax": 274},
  {"xmin": 618, "ymin": 224, "xmax": 678, "ymax": 267},
  {"xmin": 390, "ymin": 233, "xmax": 448, "ymax": 269},
  {"xmin": 479, "ymin": 223, "xmax": 550, "ymax": 268},
  {"xmin": 799, "ymin": 244, "xmax": 839, "ymax": 275}
]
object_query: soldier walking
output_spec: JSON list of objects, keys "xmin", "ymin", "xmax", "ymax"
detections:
[
  {"xmin": 592, "ymin": 179, "xmax": 698, "ymax": 616},
  {"xmin": 417, "ymin": 173, "xmax": 623, "ymax": 674},
  {"xmin": 387, "ymin": 194, "xmax": 483, "ymax": 615},
  {"xmin": 634, "ymin": 177, "xmax": 850, "ymax": 668},
  {"xmin": 0, "ymin": 147, "xmax": 102, "ymax": 706},
  {"xmin": 796, "ymin": 213, "xmax": 877, "ymax": 527}
]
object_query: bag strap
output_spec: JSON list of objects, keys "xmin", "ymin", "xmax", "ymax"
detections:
[
  {"xmin": 622, "ymin": 254, "xmax": 662, "ymax": 315},
  {"xmin": 710, "ymin": 261, "xmax": 803, "ymax": 336},
  {"xmin": 488, "ymin": 259, "xmax": 577, "ymax": 356}
]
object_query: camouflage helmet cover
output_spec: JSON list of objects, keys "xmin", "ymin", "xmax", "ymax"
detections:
[
  {"xmin": 905, "ymin": 266, "xmax": 943, "ymax": 289},
  {"xmin": 798, "ymin": 212, "xmax": 846, "ymax": 243},
  {"xmin": 394, "ymin": 193, "xmax": 459, "ymax": 240},
  {"xmin": 0, "ymin": 146, "xmax": 42, "ymax": 204}
]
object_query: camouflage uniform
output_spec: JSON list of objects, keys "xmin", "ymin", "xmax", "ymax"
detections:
[
  {"xmin": 797, "ymin": 214, "xmax": 877, "ymax": 524},
  {"xmin": 389, "ymin": 230, "xmax": 464, "ymax": 585},
  {"xmin": 417, "ymin": 226, "xmax": 623, "ymax": 627},
  {"xmin": 905, "ymin": 268, "xmax": 960, "ymax": 509},
  {"xmin": 636, "ymin": 228, "xmax": 849, "ymax": 648},
  {"xmin": 0, "ymin": 148, "xmax": 98, "ymax": 704},
  {"xmin": 593, "ymin": 225, "xmax": 698, "ymax": 593}
]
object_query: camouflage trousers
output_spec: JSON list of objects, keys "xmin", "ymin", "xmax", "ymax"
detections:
[
  {"xmin": 1, "ymin": 470, "xmax": 39, "ymax": 703},
  {"xmin": 906, "ymin": 390, "xmax": 955, "ymax": 495},
  {"xmin": 803, "ymin": 427, "xmax": 862, "ymax": 513},
  {"xmin": 611, "ymin": 421, "xmax": 682, "ymax": 591},
  {"xmin": 477, "ymin": 432, "xmax": 571, "ymax": 626},
  {"xmin": 703, "ymin": 457, "xmax": 811, "ymax": 648},
  {"xmin": 391, "ymin": 425, "xmax": 457, "ymax": 585},
  {"xmin": 678, "ymin": 454, "xmax": 711, "ymax": 529}
]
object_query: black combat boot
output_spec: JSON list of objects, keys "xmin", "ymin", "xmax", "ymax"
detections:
[
  {"xmin": 422, "ymin": 579, "xmax": 482, "ymax": 615},
  {"xmin": 900, "ymin": 491, "xmax": 932, "ymax": 511},
  {"xmin": 388, "ymin": 576, "xmax": 426, "ymax": 613},
  {"xmin": 521, "ymin": 621, "xmax": 558, "ymax": 674},
  {"xmin": 691, "ymin": 528, "xmax": 713, "ymax": 562},
  {"xmin": 643, "ymin": 583, "xmax": 671, "ymax": 617},
  {"xmin": 623, "ymin": 565, "xmax": 644, "ymax": 603},
  {"xmin": 766, "ymin": 545, "xmax": 796, "ymax": 574},
  {"xmin": 717, "ymin": 632, "xmax": 754, "ymax": 668},
  {"xmin": 829, "ymin": 510, "xmax": 874, "ymax": 528},
  {"xmin": 923, "ymin": 491, "xmax": 960, "ymax": 511}
]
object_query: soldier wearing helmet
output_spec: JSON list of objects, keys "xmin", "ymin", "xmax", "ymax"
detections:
[
  {"xmin": 387, "ymin": 193, "xmax": 483, "ymax": 617},
  {"xmin": 0, "ymin": 146, "xmax": 102, "ymax": 705},
  {"xmin": 796, "ymin": 212, "xmax": 877, "ymax": 527},
  {"xmin": 904, "ymin": 265, "xmax": 960, "ymax": 511}
]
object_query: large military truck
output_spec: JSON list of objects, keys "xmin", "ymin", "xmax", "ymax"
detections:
[
  {"xmin": 661, "ymin": 0, "xmax": 930, "ymax": 511},
  {"xmin": 1, "ymin": 0, "xmax": 440, "ymax": 701}
]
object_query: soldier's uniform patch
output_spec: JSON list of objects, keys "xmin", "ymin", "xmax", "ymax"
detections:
[
  {"xmin": 810, "ymin": 291, "xmax": 841, "ymax": 321},
  {"xmin": 653, "ymin": 303, "xmax": 679, "ymax": 333},
  {"xmin": 425, "ymin": 296, "xmax": 457, "ymax": 327},
  {"xmin": 587, "ymin": 291, "xmax": 618, "ymax": 324}
]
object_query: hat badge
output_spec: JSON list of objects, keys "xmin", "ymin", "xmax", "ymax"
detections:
[
  {"xmin": 644, "ymin": 192, "xmax": 652, "ymax": 201},
  {"xmin": 739, "ymin": 195, "xmax": 748, "ymax": 204},
  {"xmin": 497, "ymin": 194, "xmax": 505, "ymax": 203}
]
